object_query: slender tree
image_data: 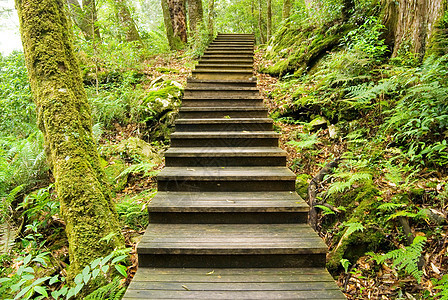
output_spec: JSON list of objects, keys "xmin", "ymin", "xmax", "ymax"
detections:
[
  {"xmin": 162, "ymin": 0, "xmax": 188, "ymax": 49},
  {"xmin": 207, "ymin": 0, "xmax": 214, "ymax": 37},
  {"xmin": 15, "ymin": 0, "xmax": 125, "ymax": 279},
  {"xmin": 187, "ymin": 0, "xmax": 204, "ymax": 37},
  {"xmin": 113, "ymin": 0, "xmax": 142, "ymax": 44},
  {"xmin": 66, "ymin": 0, "xmax": 101, "ymax": 41},
  {"xmin": 267, "ymin": 0, "xmax": 272, "ymax": 41},
  {"xmin": 282, "ymin": 0, "xmax": 292, "ymax": 20},
  {"xmin": 258, "ymin": 0, "xmax": 266, "ymax": 43}
]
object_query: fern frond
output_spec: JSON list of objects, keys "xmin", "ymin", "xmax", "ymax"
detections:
[{"xmin": 371, "ymin": 236, "xmax": 426, "ymax": 283}]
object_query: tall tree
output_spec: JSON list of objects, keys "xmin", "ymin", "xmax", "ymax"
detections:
[
  {"xmin": 267, "ymin": 0, "xmax": 272, "ymax": 41},
  {"xmin": 66, "ymin": 0, "xmax": 101, "ymax": 41},
  {"xmin": 282, "ymin": 0, "xmax": 292, "ymax": 20},
  {"xmin": 382, "ymin": 0, "xmax": 446, "ymax": 58},
  {"xmin": 187, "ymin": 0, "xmax": 204, "ymax": 37},
  {"xmin": 207, "ymin": 0, "xmax": 214, "ymax": 37},
  {"xmin": 162, "ymin": 0, "xmax": 188, "ymax": 49},
  {"xmin": 258, "ymin": 0, "xmax": 266, "ymax": 43},
  {"xmin": 113, "ymin": 0, "xmax": 142, "ymax": 43},
  {"xmin": 15, "ymin": 0, "xmax": 125, "ymax": 279}
]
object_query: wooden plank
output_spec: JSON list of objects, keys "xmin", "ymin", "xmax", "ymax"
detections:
[
  {"xmin": 122, "ymin": 289, "xmax": 346, "ymax": 299},
  {"xmin": 132, "ymin": 268, "xmax": 334, "ymax": 276},
  {"xmin": 128, "ymin": 281, "xmax": 341, "ymax": 291}
]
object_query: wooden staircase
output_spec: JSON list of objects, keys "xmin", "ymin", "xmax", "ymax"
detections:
[{"xmin": 123, "ymin": 33, "xmax": 346, "ymax": 299}]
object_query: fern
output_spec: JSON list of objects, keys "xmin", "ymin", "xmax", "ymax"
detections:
[
  {"xmin": 377, "ymin": 202, "xmax": 406, "ymax": 212},
  {"xmin": 115, "ymin": 162, "xmax": 158, "ymax": 180},
  {"xmin": 434, "ymin": 274, "xmax": 448, "ymax": 300},
  {"xmin": 342, "ymin": 222, "xmax": 365, "ymax": 239},
  {"xmin": 84, "ymin": 277, "xmax": 125, "ymax": 300},
  {"xmin": 371, "ymin": 236, "xmax": 426, "ymax": 283},
  {"xmin": 327, "ymin": 171, "xmax": 372, "ymax": 195},
  {"xmin": 286, "ymin": 132, "xmax": 320, "ymax": 150}
]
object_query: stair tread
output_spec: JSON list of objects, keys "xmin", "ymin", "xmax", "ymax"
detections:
[
  {"xmin": 158, "ymin": 166, "xmax": 295, "ymax": 180},
  {"xmin": 180, "ymin": 107, "xmax": 266, "ymax": 111},
  {"xmin": 149, "ymin": 191, "xmax": 307, "ymax": 211},
  {"xmin": 193, "ymin": 69, "xmax": 253, "ymax": 73},
  {"xmin": 171, "ymin": 131, "xmax": 280, "ymax": 138},
  {"xmin": 175, "ymin": 118, "xmax": 272, "ymax": 124},
  {"xmin": 165, "ymin": 147, "xmax": 285, "ymax": 156},
  {"xmin": 123, "ymin": 267, "xmax": 345, "ymax": 300},
  {"xmin": 138, "ymin": 224, "xmax": 326, "ymax": 253}
]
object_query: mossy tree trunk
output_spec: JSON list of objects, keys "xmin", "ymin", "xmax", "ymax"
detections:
[
  {"xmin": 15, "ymin": 0, "xmax": 125, "ymax": 279},
  {"xmin": 162, "ymin": 0, "xmax": 187, "ymax": 49},
  {"xmin": 382, "ymin": 0, "xmax": 446, "ymax": 59},
  {"xmin": 66, "ymin": 0, "xmax": 101, "ymax": 41},
  {"xmin": 282, "ymin": 0, "xmax": 292, "ymax": 20},
  {"xmin": 207, "ymin": 0, "xmax": 214, "ymax": 37},
  {"xmin": 113, "ymin": 0, "xmax": 142, "ymax": 44},
  {"xmin": 187, "ymin": 0, "xmax": 204, "ymax": 37}
]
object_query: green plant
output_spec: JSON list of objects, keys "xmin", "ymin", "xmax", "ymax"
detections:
[
  {"xmin": 433, "ymin": 274, "xmax": 448, "ymax": 300},
  {"xmin": 0, "ymin": 249, "xmax": 130, "ymax": 300},
  {"xmin": 370, "ymin": 236, "xmax": 426, "ymax": 283}
]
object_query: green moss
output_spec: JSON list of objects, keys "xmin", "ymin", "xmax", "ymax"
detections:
[
  {"xmin": 16, "ymin": 0, "xmax": 125, "ymax": 281},
  {"xmin": 325, "ymin": 184, "xmax": 387, "ymax": 272},
  {"xmin": 295, "ymin": 174, "xmax": 312, "ymax": 199},
  {"xmin": 264, "ymin": 21, "xmax": 352, "ymax": 77},
  {"xmin": 426, "ymin": 7, "xmax": 448, "ymax": 57}
]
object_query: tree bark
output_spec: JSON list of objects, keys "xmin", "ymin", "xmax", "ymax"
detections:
[
  {"xmin": 162, "ymin": 0, "xmax": 187, "ymax": 49},
  {"xmin": 15, "ymin": 0, "xmax": 125, "ymax": 279},
  {"xmin": 207, "ymin": 0, "xmax": 214, "ymax": 37},
  {"xmin": 282, "ymin": 0, "xmax": 292, "ymax": 20},
  {"xmin": 187, "ymin": 0, "xmax": 203, "ymax": 37},
  {"xmin": 258, "ymin": 0, "xmax": 266, "ymax": 43},
  {"xmin": 382, "ymin": 0, "xmax": 446, "ymax": 58},
  {"xmin": 113, "ymin": 0, "xmax": 142, "ymax": 44},
  {"xmin": 66, "ymin": 0, "xmax": 101, "ymax": 41},
  {"xmin": 267, "ymin": 0, "xmax": 272, "ymax": 41}
]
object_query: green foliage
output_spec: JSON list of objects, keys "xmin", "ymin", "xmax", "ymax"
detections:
[
  {"xmin": 0, "ymin": 52, "xmax": 35, "ymax": 137},
  {"xmin": 116, "ymin": 191, "xmax": 155, "ymax": 231},
  {"xmin": 84, "ymin": 277, "xmax": 125, "ymax": 300},
  {"xmin": 286, "ymin": 132, "xmax": 320, "ymax": 150},
  {"xmin": 370, "ymin": 236, "xmax": 426, "ymax": 283},
  {"xmin": 327, "ymin": 171, "xmax": 373, "ymax": 195},
  {"xmin": 343, "ymin": 17, "xmax": 388, "ymax": 64},
  {"xmin": 0, "ymin": 249, "xmax": 129, "ymax": 300},
  {"xmin": 434, "ymin": 275, "xmax": 448, "ymax": 300},
  {"xmin": 0, "ymin": 132, "xmax": 49, "ymax": 197}
]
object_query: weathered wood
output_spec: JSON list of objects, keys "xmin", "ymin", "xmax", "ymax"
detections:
[{"xmin": 123, "ymin": 33, "xmax": 346, "ymax": 299}]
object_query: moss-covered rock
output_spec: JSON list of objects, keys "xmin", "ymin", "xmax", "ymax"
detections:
[
  {"xmin": 263, "ymin": 21, "xmax": 352, "ymax": 77},
  {"xmin": 325, "ymin": 184, "xmax": 388, "ymax": 272},
  {"xmin": 296, "ymin": 173, "xmax": 312, "ymax": 199}
]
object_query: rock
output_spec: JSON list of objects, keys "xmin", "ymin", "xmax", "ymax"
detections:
[
  {"xmin": 328, "ymin": 124, "xmax": 340, "ymax": 139},
  {"xmin": 114, "ymin": 137, "xmax": 163, "ymax": 164},
  {"xmin": 309, "ymin": 116, "xmax": 328, "ymax": 131},
  {"xmin": 150, "ymin": 75, "xmax": 167, "ymax": 88}
]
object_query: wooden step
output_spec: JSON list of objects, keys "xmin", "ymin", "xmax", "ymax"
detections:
[
  {"xmin": 165, "ymin": 147, "xmax": 286, "ymax": 167},
  {"xmin": 157, "ymin": 166, "xmax": 295, "ymax": 192},
  {"xmin": 123, "ymin": 268, "xmax": 346, "ymax": 300},
  {"xmin": 184, "ymin": 87, "xmax": 259, "ymax": 98},
  {"xmin": 179, "ymin": 107, "xmax": 267, "ymax": 118},
  {"xmin": 186, "ymin": 78, "xmax": 256, "ymax": 88},
  {"xmin": 181, "ymin": 97, "xmax": 264, "ymax": 107},
  {"xmin": 192, "ymin": 70, "xmax": 254, "ymax": 80},
  {"xmin": 170, "ymin": 131, "xmax": 279, "ymax": 147},
  {"xmin": 196, "ymin": 64, "xmax": 253, "ymax": 71},
  {"xmin": 174, "ymin": 118, "xmax": 273, "ymax": 131},
  {"xmin": 137, "ymin": 224, "xmax": 327, "ymax": 268},
  {"xmin": 148, "ymin": 191, "xmax": 307, "ymax": 223}
]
